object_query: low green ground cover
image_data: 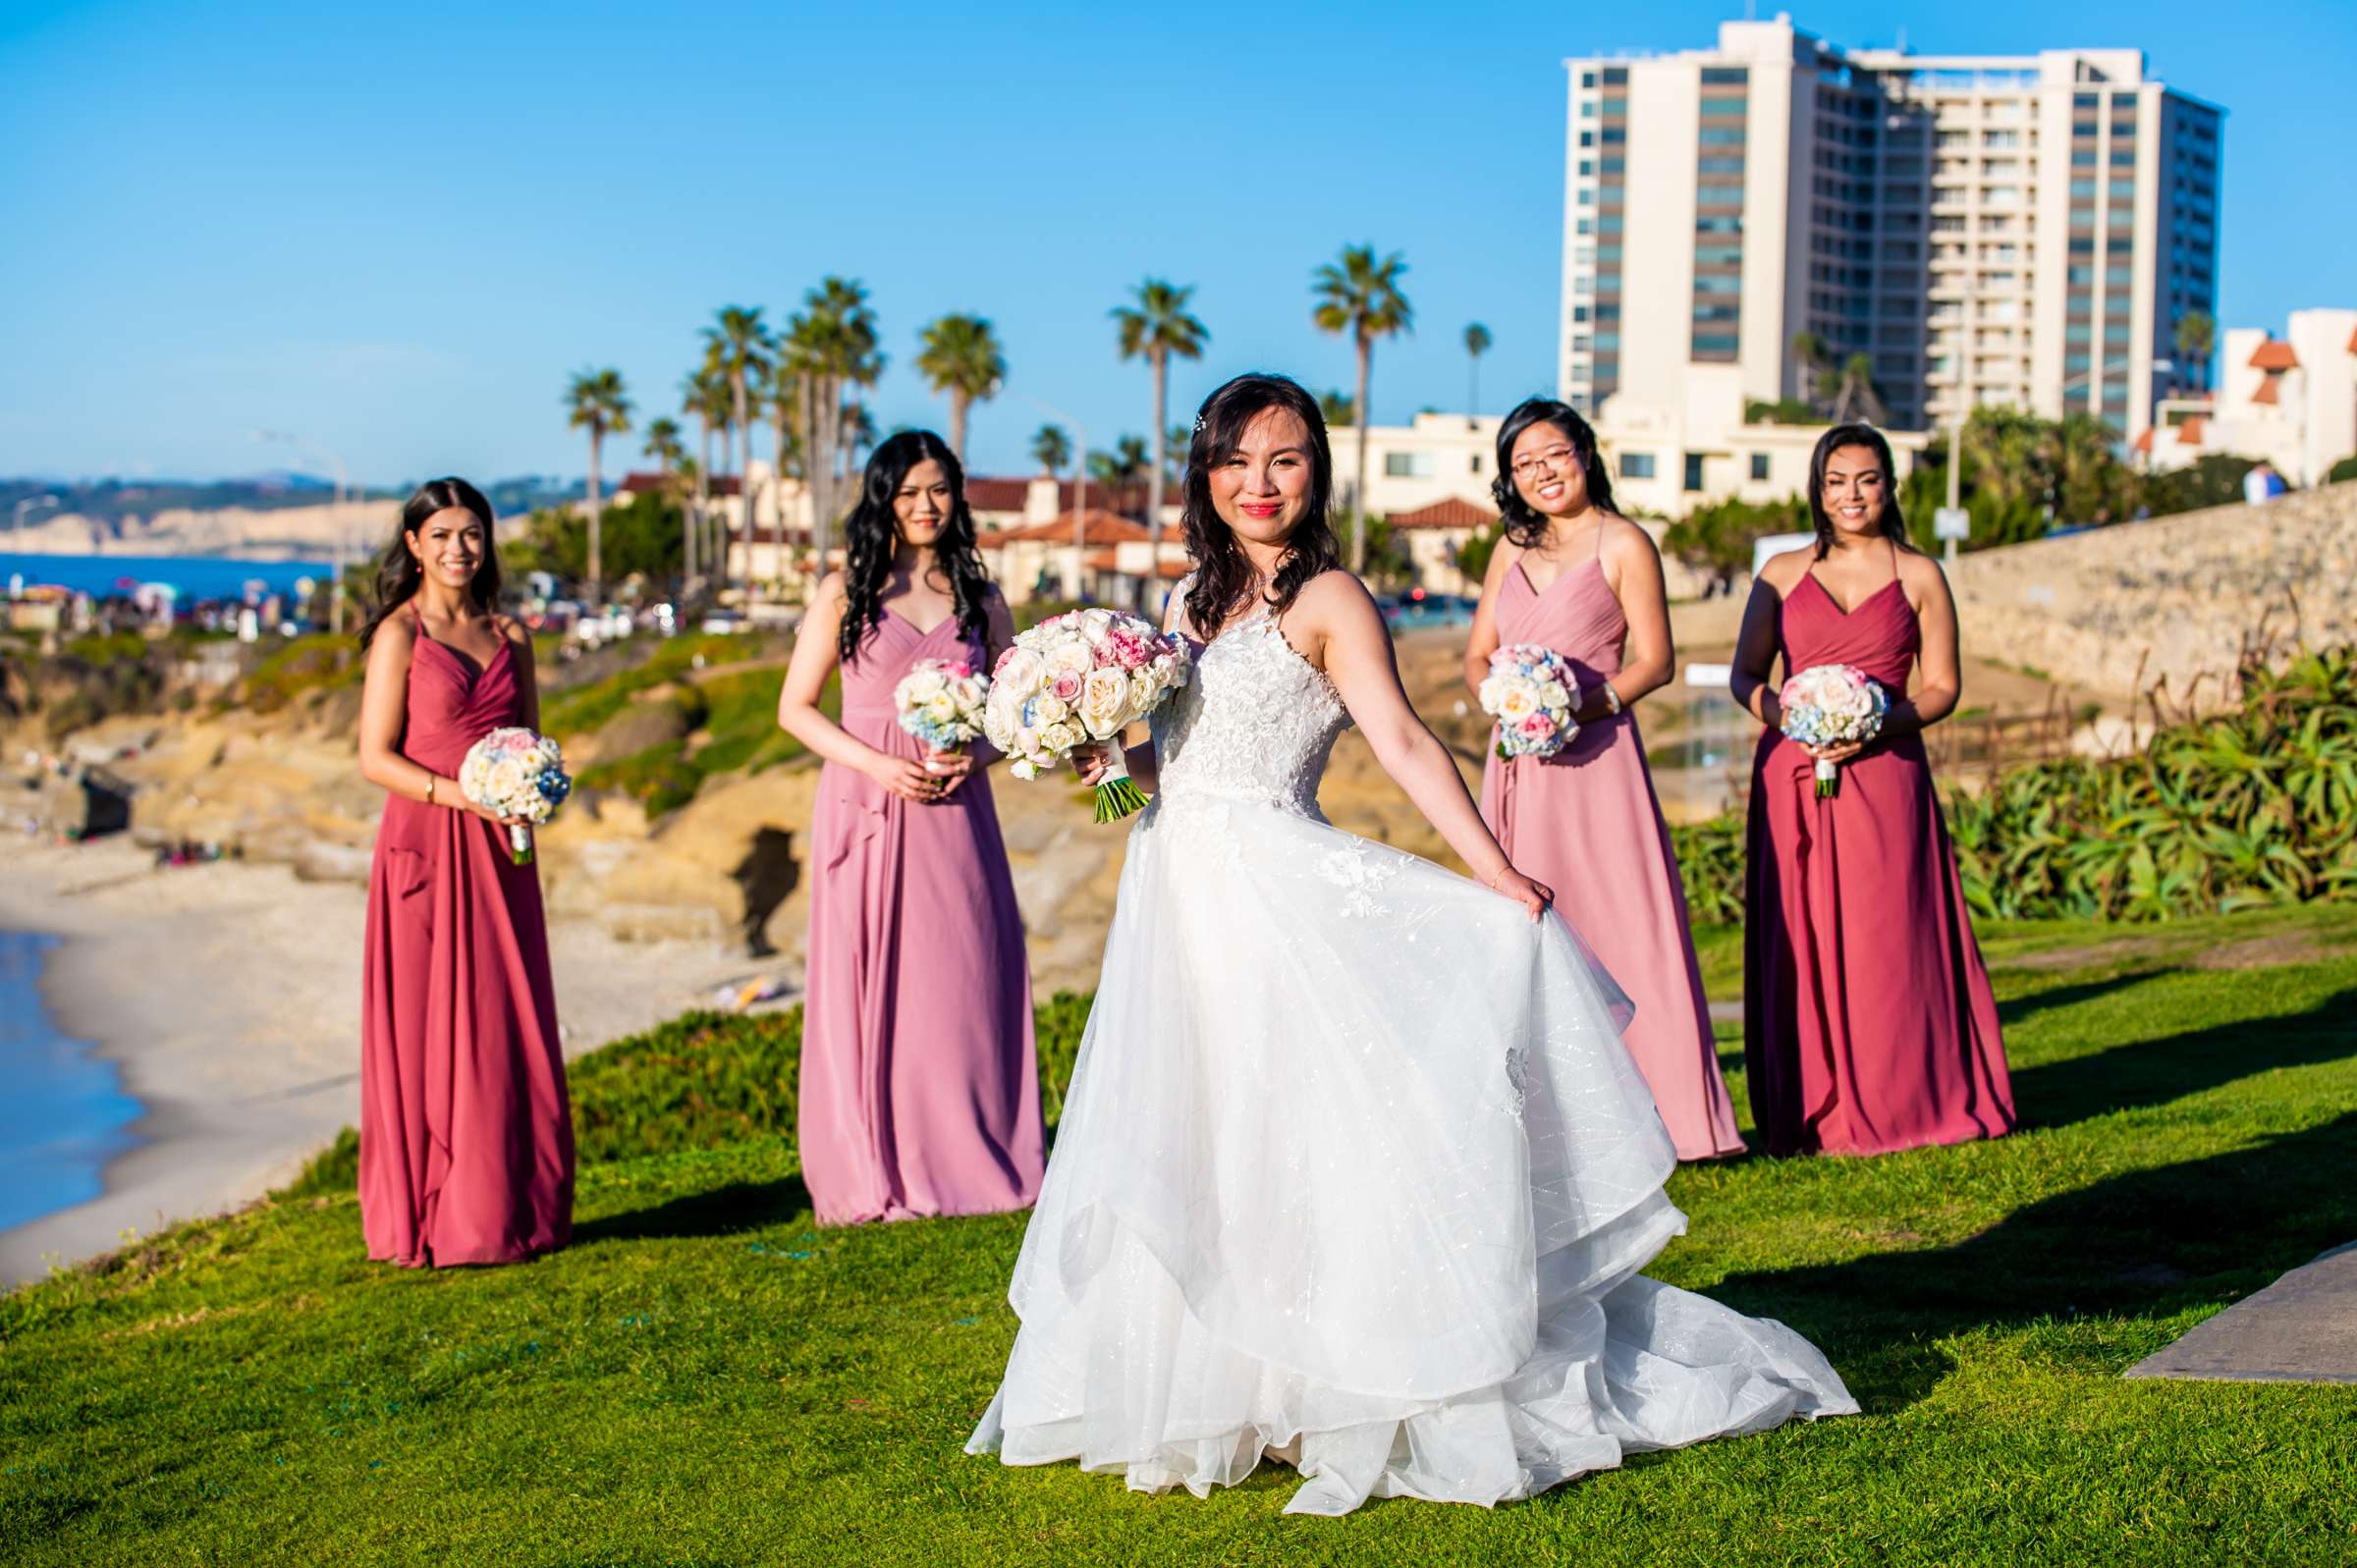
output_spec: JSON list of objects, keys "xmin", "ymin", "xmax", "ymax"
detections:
[{"xmin": 5, "ymin": 904, "xmax": 2354, "ymax": 1564}]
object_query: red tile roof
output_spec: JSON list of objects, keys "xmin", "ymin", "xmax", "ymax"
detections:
[
  {"xmin": 2347, "ymin": 323, "xmax": 2357, "ymax": 355},
  {"xmin": 991, "ymin": 510, "xmax": 1152, "ymax": 545},
  {"xmin": 2248, "ymin": 339, "xmax": 2299, "ymax": 372},
  {"xmin": 1085, "ymin": 551, "xmax": 1191, "ymax": 578},
  {"xmin": 2175, "ymin": 414, "xmax": 2206, "ymax": 445},
  {"xmin": 963, "ymin": 477, "xmax": 1034, "ymax": 513},
  {"xmin": 2249, "ymin": 377, "xmax": 2281, "ymax": 406},
  {"xmin": 2131, "ymin": 427, "xmax": 2155, "ymax": 454},
  {"xmin": 616, "ymin": 470, "xmax": 740, "ymax": 497},
  {"xmin": 1386, "ymin": 496, "xmax": 1499, "ymax": 529}
]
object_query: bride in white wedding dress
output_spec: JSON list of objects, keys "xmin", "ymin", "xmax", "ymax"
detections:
[{"xmin": 965, "ymin": 373, "xmax": 1854, "ymax": 1515}]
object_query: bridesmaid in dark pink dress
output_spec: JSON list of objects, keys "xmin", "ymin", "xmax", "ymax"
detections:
[
  {"xmin": 778, "ymin": 430, "xmax": 1043, "ymax": 1225},
  {"xmin": 355, "ymin": 478, "xmax": 573, "ymax": 1265},
  {"xmin": 1730, "ymin": 426, "xmax": 2016, "ymax": 1157},
  {"xmin": 1466, "ymin": 399, "xmax": 1743, "ymax": 1160}
]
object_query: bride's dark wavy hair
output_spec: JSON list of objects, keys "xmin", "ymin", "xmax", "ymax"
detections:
[
  {"xmin": 1490, "ymin": 397, "xmax": 1617, "ymax": 548},
  {"xmin": 1180, "ymin": 372, "xmax": 1341, "ymax": 637},
  {"xmin": 357, "ymin": 477, "xmax": 502, "ymax": 650},
  {"xmin": 838, "ymin": 429, "xmax": 993, "ymax": 664}
]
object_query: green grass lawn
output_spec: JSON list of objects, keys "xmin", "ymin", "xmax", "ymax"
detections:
[{"xmin": 6, "ymin": 906, "xmax": 2357, "ymax": 1564}]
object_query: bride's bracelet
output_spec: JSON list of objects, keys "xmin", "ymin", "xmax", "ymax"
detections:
[{"xmin": 1482, "ymin": 864, "xmax": 1510, "ymax": 890}]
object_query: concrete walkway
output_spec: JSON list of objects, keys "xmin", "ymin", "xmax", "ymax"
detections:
[{"xmin": 2127, "ymin": 1242, "xmax": 2357, "ymax": 1384}]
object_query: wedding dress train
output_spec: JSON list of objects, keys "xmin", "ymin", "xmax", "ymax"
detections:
[{"xmin": 967, "ymin": 605, "xmax": 1854, "ymax": 1514}]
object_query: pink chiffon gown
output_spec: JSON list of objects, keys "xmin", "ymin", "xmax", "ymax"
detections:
[
  {"xmin": 359, "ymin": 613, "xmax": 574, "ymax": 1267},
  {"xmin": 1743, "ymin": 568, "xmax": 2017, "ymax": 1157},
  {"xmin": 1479, "ymin": 554, "xmax": 1746, "ymax": 1160},
  {"xmin": 800, "ymin": 608, "xmax": 1044, "ymax": 1225}
]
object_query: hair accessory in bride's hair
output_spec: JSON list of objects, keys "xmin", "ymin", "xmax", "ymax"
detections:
[{"xmin": 1192, "ymin": 415, "xmax": 1206, "ymax": 433}]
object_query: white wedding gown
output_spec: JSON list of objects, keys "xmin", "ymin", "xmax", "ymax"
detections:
[{"xmin": 966, "ymin": 605, "xmax": 1855, "ymax": 1514}]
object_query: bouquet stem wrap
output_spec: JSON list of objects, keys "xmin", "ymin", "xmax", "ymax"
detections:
[
  {"xmin": 1813, "ymin": 758, "xmax": 1840, "ymax": 799},
  {"xmin": 1092, "ymin": 752, "xmax": 1148, "ymax": 824},
  {"xmin": 506, "ymin": 824, "xmax": 533, "ymax": 864}
]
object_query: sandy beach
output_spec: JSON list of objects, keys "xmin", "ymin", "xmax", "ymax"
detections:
[{"xmin": 0, "ymin": 832, "xmax": 765, "ymax": 1288}]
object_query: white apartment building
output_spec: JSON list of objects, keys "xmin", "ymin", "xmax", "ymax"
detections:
[
  {"xmin": 1561, "ymin": 15, "xmax": 2223, "ymax": 444},
  {"xmin": 2144, "ymin": 309, "xmax": 2357, "ymax": 486},
  {"xmin": 1330, "ymin": 403, "xmax": 1927, "ymax": 526}
]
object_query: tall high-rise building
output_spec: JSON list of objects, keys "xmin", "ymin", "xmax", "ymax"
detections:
[{"xmin": 1560, "ymin": 16, "xmax": 2223, "ymax": 441}]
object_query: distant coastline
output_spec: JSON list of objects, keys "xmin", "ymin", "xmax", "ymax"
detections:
[{"xmin": 1, "ymin": 551, "xmax": 333, "ymax": 600}]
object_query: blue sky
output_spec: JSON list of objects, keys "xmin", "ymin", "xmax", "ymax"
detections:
[{"xmin": 1, "ymin": 0, "xmax": 2349, "ymax": 488}]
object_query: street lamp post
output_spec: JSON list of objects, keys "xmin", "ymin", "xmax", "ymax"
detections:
[
  {"xmin": 256, "ymin": 431, "xmax": 354, "ymax": 635},
  {"xmin": 1938, "ymin": 354, "xmax": 2176, "ymax": 563},
  {"xmin": 10, "ymin": 494, "xmax": 61, "ymax": 535}
]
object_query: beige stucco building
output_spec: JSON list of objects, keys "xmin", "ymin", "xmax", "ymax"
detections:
[
  {"xmin": 1561, "ymin": 17, "xmax": 2223, "ymax": 447},
  {"xmin": 2143, "ymin": 310, "xmax": 2357, "ymax": 486}
]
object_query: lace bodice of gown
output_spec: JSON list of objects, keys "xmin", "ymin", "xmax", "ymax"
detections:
[{"xmin": 1151, "ymin": 607, "xmax": 1348, "ymax": 819}]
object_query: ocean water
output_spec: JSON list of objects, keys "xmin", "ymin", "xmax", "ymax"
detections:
[
  {"xmin": 0, "ymin": 930, "xmax": 143, "ymax": 1232},
  {"xmin": 0, "ymin": 551, "xmax": 333, "ymax": 601}
]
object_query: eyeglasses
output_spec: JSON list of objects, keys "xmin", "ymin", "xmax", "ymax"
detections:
[{"xmin": 1510, "ymin": 446, "xmax": 1579, "ymax": 480}]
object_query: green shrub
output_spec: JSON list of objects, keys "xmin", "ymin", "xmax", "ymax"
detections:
[
  {"xmin": 1664, "ymin": 646, "xmax": 2357, "ymax": 925},
  {"xmin": 238, "ymin": 633, "xmax": 360, "ymax": 714}
]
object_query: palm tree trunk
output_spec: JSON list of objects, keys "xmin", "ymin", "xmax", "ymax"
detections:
[
  {"xmin": 586, "ymin": 428, "xmax": 603, "ymax": 607},
  {"xmin": 1351, "ymin": 338, "xmax": 1373, "ymax": 574},
  {"xmin": 733, "ymin": 377, "xmax": 751, "ymax": 597},
  {"xmin": 818, "ymin": 373, "xmax": 842, "ymax": 573},
  {"xmin": 799, "ymin": 369, "xmax": 820, "ymax": 581},
  {"xmin": 950, "ymin": 393, "xmax": 969, "ymax": 468},
  {"xmin": 1144, "ymin": 348, "xmax": 1167, "ymax": 614}
]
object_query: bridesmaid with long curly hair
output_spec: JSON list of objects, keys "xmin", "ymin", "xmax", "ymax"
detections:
[{"xmin": 777, "ymin": 430, "xmax": 1042, "ymax": 1224}]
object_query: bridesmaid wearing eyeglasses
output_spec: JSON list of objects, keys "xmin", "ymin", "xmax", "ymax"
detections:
[{"xmin": 1464, "ymin": 398, "xmax": 1745, "ymax": 1160}]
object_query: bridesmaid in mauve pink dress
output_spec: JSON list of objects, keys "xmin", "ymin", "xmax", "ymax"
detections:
[
  {"xmin": 778, "ymin": 431, "xmax": 1042, "ymax": 1225},
  {"xmin": 1468, "ymin": 399, "xmax": 1744, "ymax": 1160},
  {"xmin": 1732, "ymin": 427, "xmax": 2016, "ymax": 1158},
  {"xmin": 356, "ymin": 479, "xmax": 573, "ymax": 1267}
]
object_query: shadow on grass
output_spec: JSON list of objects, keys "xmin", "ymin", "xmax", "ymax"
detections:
[
  {"xmin": 2012, "ymin": 986, "xmax": 2357, "ymax": 1129},
  {"xmin": 575, "ymin": 1174, "xmax": 814, "ymax": 1244},
  {"xmin": 1994, "ymin": 967, "xmax": 2177, "ymax": 1031},
  {"xmin": 1711, "ymin": 1111, "xmax": 2357, "ymax": 1413}
]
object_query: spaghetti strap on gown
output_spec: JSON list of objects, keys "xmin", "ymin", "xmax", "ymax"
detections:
[
  {"xmin": 967, "ymin": 604, "xmax": 1853, "ymax": 1515},
  {"xmin": 1742, "ymin": 570, "xmax": 2017, "ymax": 1157},
  {"xmin": 359, "ymin": 618, "xmax": 574, "ymax": 1267},
  {"xmin": 799, "ymin": 610, "xmax": 1044, "ymax": 1225},
  {"xmin": 1479, "ymin": 551, "xmax": 1745, "ymax": 1160}
]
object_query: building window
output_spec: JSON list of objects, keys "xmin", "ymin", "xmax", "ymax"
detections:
[
  {"xmin": 1749, "ymin": 454, "xmax": 1771, "ymax": 481},
  {"xmin": 1618, "ymin": 452, "xmax": 1657, "ymax": 479},
  {"xmin": 1683, "ymin": 454, "xmax": 1707, "ymax": 492},
  {"xmin": 1383, "ymin": 452, "xmax": 1435, "ymax": 478}
]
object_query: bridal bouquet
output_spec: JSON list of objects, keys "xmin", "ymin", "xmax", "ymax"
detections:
[
  {"xmin": 459, "ymin": 727, "xmax": 572, "ymax": 864},
  {"xmin": 893, "ymin": 656, "xmax": 990, "ymax": 773},
  {"xmin": 1479, "ymin": 643, "xmax": 1582, "ymax": 760},
  {"xmin": 984, "ymin": 607, "xmax": 1191, "ymax": 822},
  {"xmin": 1779, "ymin": 663, "xmax": 1889, "ymax": 797}
]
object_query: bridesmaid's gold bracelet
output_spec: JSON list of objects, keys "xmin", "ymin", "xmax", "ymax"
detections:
[
  {"xmin": 424, "ymin": 776, "xmax": 437, "ymax": 806},
  {"xmin": 1602, "ymin": 681, "xmax": 1622, "ymax": 716}
]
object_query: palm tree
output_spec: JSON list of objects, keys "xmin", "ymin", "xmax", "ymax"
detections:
[
  {"xmin": 565, "ymin": 367, "xmax": 632, "ymax": 606},
  {"xmin": 761, "ymin": 355, "xmax": 803, "ymax": 575},
  {"xmin": 1311, "ymin": 244, "xmax": 1412, "ymax": 571},
  {"xmin": 682, "ymin": 362, "xmax": 732, "ymax": 591},
  {"xmin": 1829, "ymin": 352, "xmax": 1887, "ymax": 425},
  {"xmin": 2174, "ymin": 310, "xmax": 2216, "ymax": 393},
  {"xmin": 1463, "ymin": 322, "xmax": 1493, "ymax": 424},
  {"xmin": 815, "ymin": 277, "xmax": 882, "ymax": 550},
  {"xmin": 1166, "ymin": 423, "xmax": 1191, "ymax": 484},
  {"xmin": 641, "ymin": 416, "xmax": 689, "ymax": 595},
  {"xmin": 1318, "ymin": 389, "xmax": 1355, "ymax": 428},
  {"xmin": 915, "ymin": 312, "xmax": 1006, "ymax": 463},
  {"xmin": 702, "ymin": 305, "xmax": 774, "ymax": 595},
  {"xmin": 1113, "ymin": 279, "xmax": 1210, "ymax": 602},
  {"xmin": 1088, "ymin": 435, "xmax": 1151, "ymax": 495},
  {"xmin": 1030, "ymin": 423, "xmax": 1072, "ymax": 477}
]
